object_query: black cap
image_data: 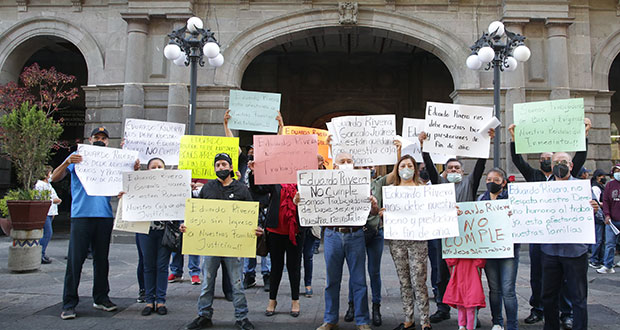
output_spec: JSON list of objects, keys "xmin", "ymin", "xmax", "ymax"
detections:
[
  {"xmin": 214, "ymin": 153, "xmax": 233, "ymax": 166},
  {"xmin": 90, "ymin": 126, "xmax": 109, "ymax": 138}
]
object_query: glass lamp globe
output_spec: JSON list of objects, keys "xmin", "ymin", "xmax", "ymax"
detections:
[
  {"xmin": 187, "ymin": 17, "xmax": 203, "ymax": 33},
  {"xmin": 477, "ymin": 46, "xmax": 495, "ymax": 63},
  {"xmin": 504, "ymin": 56, "xmax": 518, "ymax": 72},
  {"xmin": 513, "ymin": 45, "xmax": 531, "ymax": 62},
  {"xmin": 203, "ymin": 42, "xmax": 220, "ymax": 59},
  {"xmin": 466, "ymin": 54, "xmax": 482, "ymax": 70},
  {"xmin": 488, "ymin": 21, "xmax": 505, "ymax": 37},
  {"xmin": 164, "ymin": 44, "xmax": 182, "ymax": 61},
  {"xmin": 208, "ymin": 54, "xmax": 224, "ymax": 67},
  {"xmin": 173, "ymin": 54, "xmax": 187, "ymax": 67}
]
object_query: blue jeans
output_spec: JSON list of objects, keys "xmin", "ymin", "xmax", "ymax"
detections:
[
  {"xmin": 197, "ymin": 256, "xmax": 248, "ymax": 320},
  {"xmin": 243, "ymin": 255, "xmax": 271, "ymax": 276},
  {"xmin": 324, "ymin": 228, "xmax": 369, "ymax": 325},
  {"xmin": 136, "ymin": 234, "xmax": 145, "ymax": 291},
  {"xmin": 302, "ymin": 231, "xmax": 317, "ymax": 287},
  {"xmin": 529, "ymin": 244, "xmax": 572, "ymax": 318},
  {"xmin": 349, "ymin": 228, "xmax": 383, "ymax": 304},
  {"xmin": 589, "ymin": 221, "xmax": 606, "ymax": 265},
  {"xmin": 137, "ymin": 229, "xmax": 171, "ymax": 304},
  {"xmin": 427, "ymin": 238, "xmax": 441, "ymax": 299},
  {"xmin": 40, "ymin": 215, "xmax": 53, "ymax": 258},
  {"xmin": 603, "ymin": 221, "xmax": 620, "ymax": 268},
  {"xmin": 170, "ymin": 252, "xmax": 201, "ymax": 277},
  {"xmin": 485, "ymin": 246, "xmax": 520, "ymax": 330}
]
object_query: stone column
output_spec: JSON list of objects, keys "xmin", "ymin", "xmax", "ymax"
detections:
[
  {"xmin": 166, "ymin": 17, "xmax": 190, "ymax": 127},
  {"xmin": 121, "ymin": 14, "xmax": 150, "ymax": 132},
  {"xmin": 545, "ymin": 18, "xmax": 574, "ymax": 100}
]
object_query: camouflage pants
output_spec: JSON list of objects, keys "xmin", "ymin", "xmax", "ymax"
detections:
[{"xmin": 389, "ymin": 239, "xmax": 430, "ymax": 326}]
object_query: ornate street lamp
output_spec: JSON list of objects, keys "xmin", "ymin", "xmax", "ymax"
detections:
[
  {"xmin": 164, "ymin": 16, "xmax": 224, "ymax": 135},
  {"xmin": 467, "ymin": 20, "xmax": 530, "ymax": 168}
]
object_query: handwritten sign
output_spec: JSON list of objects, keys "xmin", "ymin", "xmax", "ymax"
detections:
[
  {"xmin": 423, "ymin": 102, "xmax": 494, "ymax": 158},
  {"xmin": 122, "ymin": 170, "xmax": 191, "ymax": 221},
  {"xmin": 75, "ymin": 144, "xmax": 138, "ymax": 196},
  {"xmin": 228, "ymin": 90, "xmax": 281, "ymax": 133},
  {"xmin": 123, "ymin": 118, "xmax": 185, "ymax": 165},
  {"xmin": 253, "ymin": 134, "xmax": 318, "ymax": 184},
  {"xmin": 442, "ymin": 201, "xmax": 514, "ymax": 258},
  {"xmin": 509, "ymin": 180, "xmax": 595, "ymax": 244},
  {"xmin": 383, "ymin": 184, "xmax": 459, "ymax": 240},
  {"xmin": 178, "ymin": 136, "xmax": 239, "ymax": 179},
  {"xmin": 182, "ymin": 199, "xmax": 258, "ymax": 258},
  {"xmin": 401, "ymin": 118, "xmax": 454, "ymax": 164},
  {"xmin": 284, "ymin": 126, "xmax": 333, "ymax": 169},
  {"xmin": 297, "ymin": 169, "xmax": 371, "ymax": 226},
  {"xmin": 513, "ymin": 98, "xmax": 585, "ymax": 154},
  {"xmin": 113, "ymin": 199, "xmax": 150, "ymax": 234},
  {"xmin": 330, "ymin": 115, "xmax": 397, "ymax": 166}
]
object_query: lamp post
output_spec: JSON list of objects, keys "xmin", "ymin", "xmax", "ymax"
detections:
[
  {"xmin": 466, "ymin": 21, "xmax": 530, "ymax": 168},
  {"xmin": 164, "ymin": 17, "xmax": 224, "ymax": 135}
]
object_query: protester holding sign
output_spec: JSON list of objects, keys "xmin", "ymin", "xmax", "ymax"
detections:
[
  {"xmin": 51, "ymin": 126, "xmax": 140, "ymax": 320},
  {"xmin": 599, "ymin": 164, "xmax": 620, "ymax": 274},
  {"xmin": 380, "ymin": 154, "xmax": 432, "ymax": 330},
  {"xmin": 417, "ymin": 128, "xmax": 494, "ymax": 324},
  {"xmin": 507, "ymin": 121, "xmax": 590, "ymax": 327}
]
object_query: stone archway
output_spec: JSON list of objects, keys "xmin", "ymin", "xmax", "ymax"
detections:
[
  {"xmin": 592, "ymin": 29, "xmax": 620, "ymax": 91},
  {"xmin": 0, "ymin": 16, "xmax": 104, "ymax": 85},
  {"xmin": 215, "ymin": 8, "xmax": 476, "ymax": 90}
]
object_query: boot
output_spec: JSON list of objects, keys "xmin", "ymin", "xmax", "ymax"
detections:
[
  {"xmin": 263, "ymin": 274, "xmax": 270, "ymax": 292},
  {"xmin": 344, "ymin": 301, "xmax": 354, "ymax": 322},
  {"xmin": 372, "ymin": 303, "xmax": 382, "ymax": 326}
]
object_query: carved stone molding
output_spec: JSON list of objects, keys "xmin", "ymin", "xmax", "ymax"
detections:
[
  {"xmin": 72, "ymin": 0, "xmax": 83, "ymax": 12},
  {"xmin": 338, "ymin": 2, "xmax": 358, "ymax": 25},
  {"xmin": 16, "ymin": 0, "xmax": 27, "ymax": 12}
]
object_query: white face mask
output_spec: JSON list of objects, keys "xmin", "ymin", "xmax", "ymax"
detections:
[
  {"xmin": 338, "ymin": 163, "xmax": 354, "ymax": 170},
  {"xmin": 447, "ymin": 172, "xmax": 463, "ymax": 183},
  {"xmin": 614, "ymin": 172, "xmax": 620, "ymax": 181}
]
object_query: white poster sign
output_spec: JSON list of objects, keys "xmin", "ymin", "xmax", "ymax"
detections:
[
  {"xmin": 122, "ymin": 170, "xmax": 191, "ymax": 221},
  {"xmin": 401, "ymin": 117, "xmax": 454, "ymax": 164},
  {"xmin": 113, "ymin": 199, "xmax": 150, "ymax": 234},
  {"xmin": 123, "ymin": 118, "xmax": 185, "ymax": 165},
  {"xmin": 330, "ymin": 115, "xmax": 397, "ymax": 166},
  {"xmin": 75, "ymin": 144, "xmax": 139, "ymax": 196}
]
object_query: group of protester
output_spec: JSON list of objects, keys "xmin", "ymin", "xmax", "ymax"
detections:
[{"xmin": 39, "ymin": 110, "xmax": 618, "ymax": 330}]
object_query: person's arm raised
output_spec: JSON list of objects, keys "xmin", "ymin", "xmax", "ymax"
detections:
[
  {"xmin": 419, "ymin": 132, "xmax": 440, "ymax": 184},
  {"xmin": 507, "ymin": 124, "xmax": 538, "ymax": 181},
  {"xmin": 51, "ymin": 154, "xmax": 82, "ymax": 182}
]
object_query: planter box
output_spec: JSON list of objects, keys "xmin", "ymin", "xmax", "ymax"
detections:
[{"xmin": 7, "ymin": 200, "xmax": 51, "ymax": 230}]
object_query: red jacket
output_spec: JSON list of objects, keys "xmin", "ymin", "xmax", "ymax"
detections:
[{"xmin": 443, "ymin": 258, "xmax": 486, "ymax": 308}]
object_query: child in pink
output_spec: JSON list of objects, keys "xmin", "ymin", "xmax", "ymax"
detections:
[{"xmin": 442, "ymin": 258, "xmax": 486, "ymax": 330}]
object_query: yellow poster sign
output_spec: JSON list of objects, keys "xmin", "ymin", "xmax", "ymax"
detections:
[
  {"xmin": 178, "ymin": 136, "xmax": 239, "ymax": 179},
  {"xmin": 182, "ymin": 198, "xmax": 258, "ymax": 258},
  {"xmin": 283, "ymin": 126, "xmax": 333, "ymax": 169}
]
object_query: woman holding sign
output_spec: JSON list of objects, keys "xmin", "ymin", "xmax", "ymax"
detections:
[
  {"xmin": 380, "ymin": 155, "xmax": 431, "ymax": 330},
  {"xmin": 477, "ymin": 168, "xmax": 520, "ymax": 330}
]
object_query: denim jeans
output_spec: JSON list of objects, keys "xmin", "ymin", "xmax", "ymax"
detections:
[
  {"xmin": 62, "ymin": 217, "xmax": 113, "ymax": 310},
  {"xmin": 40, "ymin": 215, "xmax": 53, "ymax": 257},
  {"xmin": 427, "ymin": 238, "xmax": 441, "ymax": 299},
  {"xmin": 485, "ymin": 245, "xmax": 520, "ymax": 330},
  {"xmin": 324, "ymin": 228, "xmax": 369, "ymax": 325},
  {"xmin": 529, "ymin": 244, "xmax": 572, "ymax": 318},
  {"xmin": 302, "ymin": 231, "xmax": 317, "ymax": 287},
  {"xmin": 170, "ymin": 252, "xmax": 201, "ymax": 277},
  {"xmin": 603, "ymin": 221, "xmax": 620, "ymax": 268},
  {"xmin": 348, "ymin": 228, "xmax": 383, "ymax": 304},
  {"xmin": 542, "ymin": 253, "xmax": 588, "ymax": 330},
  {"xmin": 136, "ymin": 234, "xmax": 145, "ymax": 291},
  {"xmin": 197, "ymin": 256, "xmax": 248, "ymax": 321},
  {"xmin": 243, "ymin": 255, "xmax": 271, "ymax": 276},
  {"xmin": 137, "ymin": 229, "xmax": 171, "ymax": 304},
  {"xmin": 589, "ymin": 221, "xmax": 606, "ymax": 265}
]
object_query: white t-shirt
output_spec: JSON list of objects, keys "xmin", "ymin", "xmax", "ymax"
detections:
[{"xmin": 34, "ymin": 180, "xmax": 59, "ymax": 216}]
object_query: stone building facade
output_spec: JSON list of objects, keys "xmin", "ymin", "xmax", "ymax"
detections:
[{"xmin": 0, "ymin": 0, "xmax": 619, "ymax": 189}]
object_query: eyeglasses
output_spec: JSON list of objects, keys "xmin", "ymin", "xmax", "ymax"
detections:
[{"xmin": 553, "ymin": 160, "xmax": 570, "ymax": 166}]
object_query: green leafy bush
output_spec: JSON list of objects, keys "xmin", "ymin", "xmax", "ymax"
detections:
[{"xmin": 0, "ymin": 189, "xmax": 51, "ymax": 217}]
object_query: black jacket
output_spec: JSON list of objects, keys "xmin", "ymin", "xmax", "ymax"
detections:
[
  {"xmin": 249, "ymin": 172, "xmax": 299, "ymax": 229},
  {"xmin": 198, "ymin": 178, "xmax": 253, "ymax": 202},
  {"xmin": 509, "ymin": 140, "xmax": 587, "ymax": 182}
]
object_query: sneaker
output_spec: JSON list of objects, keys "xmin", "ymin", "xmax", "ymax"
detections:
[
  {"xmin": 305, "ymin": 287, "xmax": 313, "ymax": 297},
  {"xmin": 524, "ymin": 312, "xmax": 543, "ymax": 324},
  {"xmin": 235, "ymin": 318, "xmax": 255, "ymax": 330},
  {"xmin": 429, "ymin": 310, "xmax": 450, "ymax": 323},
  {"xmin": 615, "ymin": 260, "xmax": 620, "ymax": 268},
  {"xmin": 596, "ymin": 266, "xmax": 616, "ymax": 274},
  {"xmin": 137, "ymin": 289, "xmax": 146, "ymax": 303},
  {"xmin": 243, "ymin": 274, "xmax": 256, "ymax": 289},
  {"xmin": 561, "ymin": 317, "xmax": 573, "ymax": 330},
  {"xmin": 187, "ymin": 315, "xmax": 213, "ymax": 329},
  {"xmin": 344, "ymin": 301, "xmax": 354, "ymax": 322},
  {"xmin": 168, "ymin": 274, "xmax": 182, "ymax": 283},
  {"xmin": 41, "ymin": 256, "xmax": 52, "ymax": 264},
  {"xmin": 60, "ymin": 308, "xmax": 76, "ymax": 320},
  {"xmin": 491, "ymin": 325, "xmax": 504, "ymax": 330},
  {"xmin": 357, "ymin": 325, "xmax": 372, "ymax": 330},
  {"xmin": 191, "ymin": 275, "xmax": 201, "ymax": 285},
  {"xmin": 316, "ymin": 323, "xmax": 339, "ymax": 330},
  {"xmin": 93, "ymin": 300, "xmax": 117, "ymax": 312},
  {"xmin": 589, "ymin": 262, "xmax": 602, "ymax": 269},
  {"xmin": 371, "ymin": 303, "xmax": 382, "ymax": 326}
]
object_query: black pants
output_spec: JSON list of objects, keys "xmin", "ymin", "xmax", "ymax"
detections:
[
  {"xmin": 436, "ymin": 257, "xmax": 451, "ymax": 313},
  {"xmin": 63, "ymin": 217, "xmax": 114, "ymax": 310},
  {"xmin": 267, "ymin": 232, "xmax": 303, "ymax": 300},
  {"xmin": 542, "ymin": 252, "xmax": 588, "ymax": 330}
]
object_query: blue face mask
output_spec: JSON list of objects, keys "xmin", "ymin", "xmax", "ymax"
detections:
[{"xmin": 614, "ymin": 172, "xmax": 620, "ymax": 181}]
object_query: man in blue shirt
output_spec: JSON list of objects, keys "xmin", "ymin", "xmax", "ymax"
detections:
[{"xmin": 52, "ymin": 127, "xmax": 138, "ymax": 320}]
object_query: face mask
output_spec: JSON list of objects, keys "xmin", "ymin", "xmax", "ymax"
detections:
[
  {"xmin": 486, "ymin": 182, "xmax": 503, "ymax": 194},
  {"xmin": 92, "ymin": 141, "xmax": 106, "ymax": 147},
  {"xmin": 447, "ymin": 173, "xmax": 462, "ymax": 183},
  {"xmin": 540, "ymin": 159, "xmax": 552, "ymax": 172},
  {"xmin": 338, "ymin": 163, "xmax": 354, "ymax": 170},
  {"xmin": 600, "ymin": 177, "xmax": 607, "ymax": 185},
  {"xmin": 419, "ymin": 169, "xmax": 430, "ymax": 182},
  {"xmin": 553, "ymin": 164, "xmax": 570, "ymax": 179},
  {"xmin": 614, "ymin": 173, "xmax": 620, "ymax": 181},
  {"xmin": 370, "ymin": 169, "xmax": 376, "ymax": 178},
  {"xmin": 247, "ymin": 155, "xmax": 254, "ymax": 161},
  {"xmin": 399, "ymin": 168, "xmax": 414, "ymax": 181},
  {"xmin": 216, "ymin": 169, "xmax": 231, "ymax": 180}
]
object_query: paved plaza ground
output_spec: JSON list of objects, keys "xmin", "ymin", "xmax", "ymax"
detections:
[{"xmin": 0, "ymin": 231, "xmax": 619, "ymax": 330}]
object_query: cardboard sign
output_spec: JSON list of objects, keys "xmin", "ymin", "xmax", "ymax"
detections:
[
  {"xmin": 75, "ymin": 144, "xmax": 139, "ymax": 196},
  {"xmin": 182, "ymin": 199, "xmax": 258, "ymax": 258},
  {"xmin": 423, "ymin": 102, "xmax": 494, "ymax": 159},
  {"xmin": 283, "ymin": 125, "xmax": 333, "ymax": 169},
  {"xmin": 228, "ymin": 90, "xmax": 281, "ymax": 133},
  {"xmin": 383, "ymin": 184, "xmax": 459, "ymax": 240},
  {"xmin": 178, "ymin": 136, "xmax": 239, "ymax": 179},
  {"xmin": 113, "ymin": 199, "xmax": 150, "ymax": 234},
  {"xmin": 330, "ymin": 115, "xmax": 397, "ymax": 166},
  {"xmin": 401, "ymin": 117, "xmax": 454, "ymax": 164},
  {"xmin": 122, "ymin": 170, "xmax": 191, "ymax": 221},
  {"xmin": 513, "ymin": 98, "xmax": 585, "ymax": 154},
  {"xmin": 123, "ymin": 118, "xmax": 185, "ymax": 165},
  {"xmin": 253, "ymin": 134, "xmax": 318, "ymax": 184},
  {"xmin": 442, "ymin": 200, "xmax": 514, "ymax": 258},
  {"xmin": 508, "ymin": 180, "xmax": 595, "ymax": 244},
  {"xmin": 297, "ymin": 169, "xmax": 371, "ymax": 226}
]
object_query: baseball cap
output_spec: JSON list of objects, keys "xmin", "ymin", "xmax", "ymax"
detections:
[
  {"xmin": 214, "ymin": 153, "xmax": 233, "ymax": 166},
  {"xmin": 90, "ymin": 126, "xmax": 109, "ymax": 138}
]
